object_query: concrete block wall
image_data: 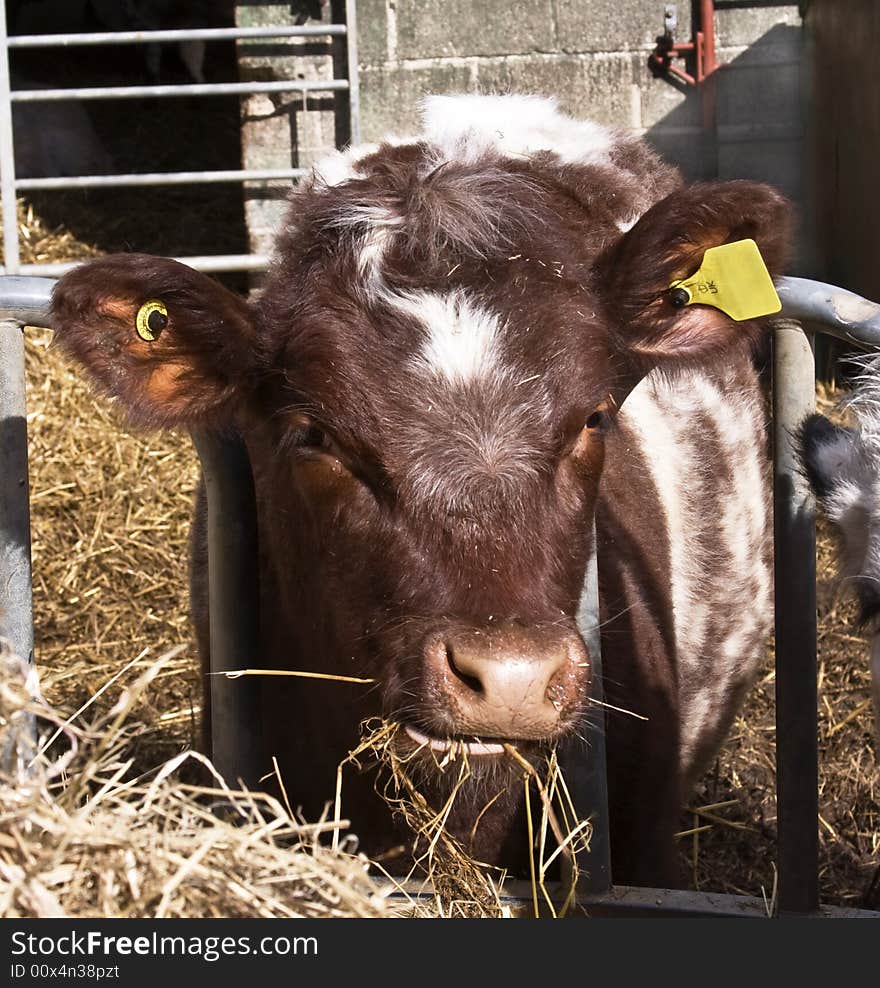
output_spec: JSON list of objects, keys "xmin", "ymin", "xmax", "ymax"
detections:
[
  {"xmin": 236, "ymin": 2, "xmax": 346, "ymax": 260},
  {"xmin": 237, "ymin": 2, "xmax": 805, "ymax": 263}
]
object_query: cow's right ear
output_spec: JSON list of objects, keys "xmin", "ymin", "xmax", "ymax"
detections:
[
  {"xmin": 51, "ymin": 254, "xmax": 259, "ymax": 428},
  {"xmin": 597, "ymin": 179, "xmax": 791, "ymax": 379},
  {"xmin": 797, "ymin": 413, "xmax": 860, "ymax": 506}
]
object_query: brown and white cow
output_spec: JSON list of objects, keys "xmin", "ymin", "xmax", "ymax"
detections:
[{"xmin": 50, "ymin": 94, "xmax": 790, "ymax": 887}]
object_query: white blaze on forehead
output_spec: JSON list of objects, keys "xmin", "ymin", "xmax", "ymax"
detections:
[
  {"xmin": 392, "ymin": 290, "xmax": 504, "ymax": 384},
  {"xmin": 348, "ymin": 205, "xmax": 402, "ymax": 289},
  {"xmin": 420, "ymin": 93, "xmax": 615, "ymax": 167}
]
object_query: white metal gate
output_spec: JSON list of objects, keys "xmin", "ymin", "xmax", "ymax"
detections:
[{"xmin": 0, "ymin": 0, "xmax": 360, "ymax": 276}]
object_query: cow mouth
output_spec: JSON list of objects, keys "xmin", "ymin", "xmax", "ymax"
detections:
[{"xmin": 403, "ymin": 724, "xmax": 507, "ymax": 756}]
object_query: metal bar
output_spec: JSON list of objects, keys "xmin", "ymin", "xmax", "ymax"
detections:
[
  {"xmin": 381, "ymin": 879, "xmax": 878, "ymax": 919},
  {"xmin": 772, "ymin": 320, "xmax": 819, "ymax": 916},
  {"xmin": 0, "ymin": 319, "xmax": 34, "ymax": 667},
  {"xmin": 568, "ymin": 520, "xmax": 611, "ymax": 893},
  {"xmin": 7, "ymin": 26, "xmax": 347, "ymax": 48},
  {"xmin": 345, "ymin": 0, "xmax": 362, "ymax": 146},
  {"xmin": 776, "ymin": 275, "xmax": 880, "ymax": 348},
  {"xmin": 0, "ymin": 5, "xmax": 20, "ymax": 276},
  {"xmin": 152, "ymin": 254, "xmax": 268, "ymax": 274},
  {"xmin": 701, "ymin": 0, "xmax": 718, "ymax": 76},
  {"xmin": 10, "ymin": 79, "xmax": 349, "ymax": 103},
  {"xmin": 1, "ymin": 255, "xmax": 271, "ymax": 277},
  {"xmin": 16, "ymin": 169, "xmax": 309, "ymax": 192},
  {"xmin": 190, "ymin": 430, "xmax": 263, "ymax": 790},
  {"xmin": 0, "ymin": 315, "xmax": 36, "ymax": 774},
  {"xmin": 0, "ymin": 276, "xmax": 55, "ymax": 324},
  {"xmin": 0, "ymin": 308, "xmax": 37, "ymax": 779}
]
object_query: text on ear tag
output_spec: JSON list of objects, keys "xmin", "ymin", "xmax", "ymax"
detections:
[
  {"xmin": 669, "ymin": 239, "xmax": 781, "ymax": 322},
  {"xmin": 136, "ymin": 299, "xmax": 168, "ymax": 342}
]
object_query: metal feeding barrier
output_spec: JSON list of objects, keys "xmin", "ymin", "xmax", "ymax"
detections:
[
  {"xmin": 2, "ymin": 273, "xmax": 879, "ymax": 918},
  {"xmin": 0, "ymin": 0, "xmax": 360, "ymax": 276}
]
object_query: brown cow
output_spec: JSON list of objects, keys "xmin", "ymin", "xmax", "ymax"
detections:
[{"xmin": 50, "ymin": 94, "xmax": 790, "ymax": 888}]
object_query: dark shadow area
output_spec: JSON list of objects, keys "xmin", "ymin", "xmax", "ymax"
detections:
[
  {"xmin": 645, "ymin": 22, "xmax": 805, "ymax": 250},
  {"xmin": 6, "ymin": 1, "xmax": 249, "ymax": 293}
]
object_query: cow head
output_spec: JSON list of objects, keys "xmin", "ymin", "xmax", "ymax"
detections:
[
  {"xmin": 51, "ymin": 98, "xmax": 791, "ymax": 842},
  {"xmin": 800, "ymin": 395, "xmax": 880, "ymax": 751}
]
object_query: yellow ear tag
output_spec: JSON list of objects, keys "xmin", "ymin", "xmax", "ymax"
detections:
[
  {"xmin": 669, "ymin": 238, "xmax": 781, "ymax": 321},
  {"xmin": 135, "ymin": 299, "xmax": 168, "ymax": 342}
]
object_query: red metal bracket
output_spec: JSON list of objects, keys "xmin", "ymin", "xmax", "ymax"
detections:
[{"xmin": 650, "ymin": 1, "xmax": 722, "ymax": 87}]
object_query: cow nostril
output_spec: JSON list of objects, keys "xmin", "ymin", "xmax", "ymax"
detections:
[{"xmin": 445, "ymin": 641, "xmax": 485, "ymax": 695}]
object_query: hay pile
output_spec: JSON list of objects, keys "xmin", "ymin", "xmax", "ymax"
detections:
[
  {"xmin": 0, "ymin": 644, "xmax": 396, "ymax": 919},
  {"xmin": 3, "ymin": 199, "xmax": 878, "ymax": 916}
]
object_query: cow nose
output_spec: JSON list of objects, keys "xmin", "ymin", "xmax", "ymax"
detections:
[{"xmin": 423, "ymin": 624, "xmax": 588, "ymax": 739}]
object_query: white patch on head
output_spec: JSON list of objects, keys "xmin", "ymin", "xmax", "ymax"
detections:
[
  {"xmin": 312, "ymin": 134, "xmax": 417, "ymax": 188},
  {"xmin": 420, "ymin": 93, "xmax": 615, "ymax": 168},
  {"xmin": 308, "ymin": 95, "xmax": 639, "ymax": 298},
  {"xmin": 390, "ymin": 290, "xmax": 504, "ymax": 385},
  {"xmin": 349, "ymin": 206, "xmax": 402, "ymax": 291},
  {"xmin": 356, "ymin": 225, "xmax": 394, "ymax": 290},
  {"xmin": 312, "ymin": 142, "xmax": 380, "ymax": 187},
  {"xmin": 309, "ymin": 201, "xmax": 403, "ymax": 295}
]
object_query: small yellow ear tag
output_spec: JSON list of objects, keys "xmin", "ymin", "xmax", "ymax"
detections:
[
  {"xmin": 135, "ymin": 299, "xmax": 168, "ymax": 342},
  {"xmin": 669, "ymin": 239, "xmax": 781, "ymax": 321}
]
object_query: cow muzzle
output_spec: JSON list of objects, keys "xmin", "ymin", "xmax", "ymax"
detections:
[{"xmin": 410, "ymin": 623, "xmax": 589, "ymax": 751}]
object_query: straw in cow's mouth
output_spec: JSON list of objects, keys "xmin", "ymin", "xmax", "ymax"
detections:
[
  {"xmin": 336, "ymin": 718, "xmax": 592, "ymax": 917},
  {"xmin": 403, "ymin": 724, "xmax": 506, "ymax": 756}
]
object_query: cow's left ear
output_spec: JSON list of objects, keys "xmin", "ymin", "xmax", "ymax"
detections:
[
  {"xmin": 599, "ymin": 179, "xmax": 792, "ymax": 368},
  {"xmin": 51, "ymin": 254, "xmax": 259, "ymax": 428}
]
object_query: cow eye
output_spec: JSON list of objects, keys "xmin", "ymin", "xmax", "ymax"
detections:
[
  {"xmin": 295, "ymin": 423, "xmax": 334, "ymax": 451},
  {"xmin": 585, "ymin": 410, "xmax": 604, "ymax": 430}
]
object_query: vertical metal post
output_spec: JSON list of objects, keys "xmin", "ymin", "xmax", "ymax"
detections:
[
  {"xmin": 344, "ymin": 0, "xmax": 361, "ymax": 145},
  {"xmin": 772, "ymin": 320, "xmax": 819, "ymax": 915},
  {"xmin": 191, "ymin": 429, "xmax": 263, "ymax": 790},
  {"xmin": 566, "ymin": 520, "xmax": 612, "ymax": 893},
  {"xmin": 0, "ymin": 318, "xmax": 33, "ymax": 666},
  {"xmin": 0, "ymin": 0, "xmax": 20, "ymax": 275},
  {"xmin": 0, "ymin": 316, "xmax": 35, "ymax": 773}
]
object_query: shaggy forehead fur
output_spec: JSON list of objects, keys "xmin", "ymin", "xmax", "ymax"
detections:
[
  {"xmin": 268, "ymin": 94, "xmax": 677, "ymax": 290},
  {"xmin": 254, "ymin": 95, "xmax": 679, "ymax": 480}
]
